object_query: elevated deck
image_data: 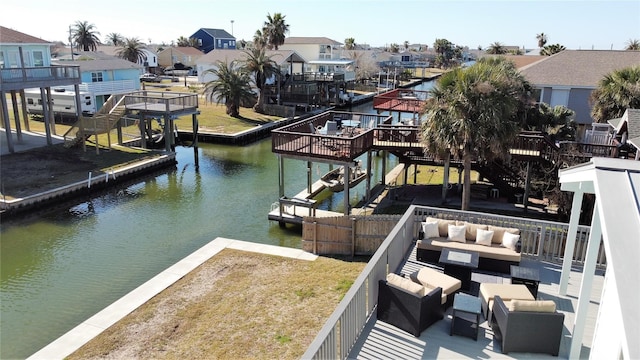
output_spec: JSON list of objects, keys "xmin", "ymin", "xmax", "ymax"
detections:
[{"xmin": 373, "ymin": 88, "xmax": 428, "ymax": 113}]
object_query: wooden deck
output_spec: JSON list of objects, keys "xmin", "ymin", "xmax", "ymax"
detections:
[{"xmin": 348, "ymin": 245, "xmax": 603, "ymax": 359}]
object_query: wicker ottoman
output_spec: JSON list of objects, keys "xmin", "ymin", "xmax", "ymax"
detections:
[{"xmin": 479, "ymin": 283, "xmax": 535, "ymax": 320}]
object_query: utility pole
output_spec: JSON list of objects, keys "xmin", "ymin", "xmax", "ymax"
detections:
[
  {"xmin": 231, "ymin": 20, "xmax": 234, "ymax": 36},
  {"xmin": 69, "ymin": 26, "xmax": 75, "ymax": 60}
]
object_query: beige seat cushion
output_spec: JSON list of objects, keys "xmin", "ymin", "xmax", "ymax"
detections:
[
  {"xmin": 414, "ymin": 267, "xmax": 461, "ymax": 297},
  {"xmin": 509, "ymin": 299, "xmax": 557, "ymax": 312},
  {"xmin": 458, "ymin": 221, "xmax": 489, "ymax": 241},
  {"xmin": 487, "ymin": 225, "xmax": 521, "ymax": 244},
  {"xmin": 480, "ymin": 283, "xmax": 534, "ymax": 304},
  {"xmin": 426, "ymin": 217, "xmax": 456, "ymax": 237},
  {"xmin": 386, "ymin": 273, "xmax": 427, "ymax": 297},
  {"xmin": 424, "ymin": 238, "xmax": 521, "ymax": 262}
]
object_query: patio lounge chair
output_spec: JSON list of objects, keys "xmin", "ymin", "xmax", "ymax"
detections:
[{"xmin": 377, "ymin": 274, "xmax": 444, "ymax": 337}]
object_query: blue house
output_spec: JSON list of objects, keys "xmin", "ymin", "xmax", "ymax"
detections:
[{"xmin": 190, "ymin": 28, "xmax": 236, "ymax": 53}]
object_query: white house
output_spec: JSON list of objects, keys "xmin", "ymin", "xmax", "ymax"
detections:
[{"xmin": 279, "ymin": 37, "xmax": 355, "ymax": 81}]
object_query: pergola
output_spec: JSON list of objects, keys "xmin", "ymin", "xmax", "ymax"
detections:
[{"xmin": 558, "ymin": 157, "xmax": 640, "ymax": 359}]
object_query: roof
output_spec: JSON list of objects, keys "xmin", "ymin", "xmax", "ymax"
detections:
[
  {"xmin": 520, "ymin": 50, "xmax": 640, "ymax": 88},
  {"xmin": 198, "ymin": 28, "xmax": 234, "ymax": 39},
  {"xmin": 0, "ymin": 26, "xmax": 50, "ymax": 44},
  {"xmin": 284, "ymin": 37, "xmax": 342, "ymax": 46},
  {"xmin": 479, "ymin": 54, "xmax": 547, "ymax": 69},
  {"xmin": 167, "ymin": 46, "xmax": 204, "ymax": 56},
  {"xmin": 608, "ymin": 109, "xmax": 640, "ymax": 149},
  {"xmin": 308, "ymin": 59, "xmax": 354, "ymax": 65},
  {"xmin": 52, "ymin": 53, "xmax": 143, "ymax": 71},
  {"xmin": 197, "ymin": 49, "xmax": 306, "ymax": 66},
  {"xmin": 559, "ymin": 157, "xmax": 640, "ymax": 359}
]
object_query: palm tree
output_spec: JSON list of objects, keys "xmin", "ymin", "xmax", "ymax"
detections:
[
  {"xmin": 105, "ymin": 32, "xmax": 124, "ymax": 46},
  {"xmin": 176, "ymin": 36, "xmax": 199, "ymax": 47},
  {"xmin": 72, "ymin": 20, "xmax": 101, "ymax": 51},
  {"xmin": 253, "ymin": 29, "xmax": 267, "ymax": 50},
  {"xmin": 263, "ymin": 13, "xmax": 289, "ymax": 50},
  {"xmin": 116, "ymin": 37, "xmax": 147, "ymax": 64},
  {"xmin": 420, "ymin": 58, "xmax": 532, "ymax": 210},
  {"xmin": 243, "ymin": 48, "xmax": 279, "ymax": 113},
  {"xmin": 486, "ymin": 42, "xmax": 507, "ymax": 54},
  {"xmin": 540, "ymin": 44, "xmax": 566, "ymax": 56},
  {"xmin": 625, "ymin": 39, "xmax": 640, "ymax": 50},
  {"xmin": 536, "ymin": 33, "xmax": 548, "ymax": 48},
  {"xmin": 344, "ymin": 37, "xmax": 356, "ymax": 50},
  {"xmin": 204, "ymin": 60, "xmax": 255, "ymax": 117},
  {"xmin": 433, "ymin": 38, "xmax": 454, "ymax": 68},
  {"xmin": 389, "ymin": 43, "xmax": 400, "ymax": 53},
  {"xmin": 404, "ymin": 41, "xmax": 409, "ymax": 50},
  {"xmin": 590, "ymin": 65, "xmax": 640, "ymax": 122}
]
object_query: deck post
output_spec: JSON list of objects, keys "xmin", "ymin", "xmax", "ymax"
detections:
[
  {"xmin": 344, "ymin": 165, "xmax": 351, "ymax": 215},
  {"xmin": 192, "ymin": 113, "xmax": 199, "ymax": 169},
  {"xmin": 413, "ymin": 164, "xmax": 418, "ymax": 184},
  {"xmin": 74, "ymin": 84, "xmax": 85, "ymax": 152},
  {"xmin": 164, "ymin": 114, "xmax": 172, "ymax": 152},
  {"xmin": 10, "ymin": 91, "xmax": 22, "ymax": 141},
  {"xmin": 20, "ymin": 89, "xmax": 30, "ymax": 131},
  {"xmin": 559, "ymin": 189, "xmax": 584, "ymax": 294},
  {"xmin": 1, "ymin": 90, "xmax": 14, "ymax": 153},
  {"xmin": 442, "ymin": 152, "xmax": 451, "ymax": 204},
  {"xmin": 39, "ymin": 88, "xmax": 52, "ymax": 145},
  {"xmin": 381, "ymin": 151, "xmax": 387, "ymax": 185},
  {"xmin": 569, "ymin": 201, "xmax": 602, "ymax": 360},
  {"xmin": 366, "ymin": 150, "xmax": 372, "ymax": 200},
  {"xmin": 307, "ymin": 161, "xmax": 312, "ymax": 194},
  {"xmin": 523, "ymin": 161, "xmax": 532, "ymax": 212},
  {"xmin": 278, "ymin": 155, "xmax": 285, "ymax": 199}
]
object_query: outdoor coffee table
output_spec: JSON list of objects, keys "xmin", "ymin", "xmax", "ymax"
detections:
[
  {"xmin": 450, "ymin": 292, "xmax": 482, "ymax": 341},
  {"xmin": 510, "ymin": 265, "xmax": 541, "ymax": 298},
  {"xmin": 438, "ymin": 248, "xmax": 479, "ymax": 292}
]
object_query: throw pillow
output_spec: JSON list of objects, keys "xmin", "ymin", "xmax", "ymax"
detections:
[
  {"xmin": 508, "ymin": 299, "xmax": 556, "ymax": 312},
  {"xmin": 475, "ymin": 229, "xmax": 494, "ymax": 246},
  {"xmin": 447, "ymin": 224, "xmax": 466, "ymax": 243},
  {"xmin": 502, "ymin": 232, "xmax": 520, "ymax": 251},
  {"xmin": 421, "ymin": 221, "xmax": 440, "ymax": 239}
]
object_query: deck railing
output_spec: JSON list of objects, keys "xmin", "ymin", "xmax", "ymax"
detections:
[
  {"xmin": 0, "ymin": 65, "xmax": 81, "ymax": 90},
  {"xmin": 123, "ymin": 91, "xmax": 198, "ymax": 112},
  {"xmin": 302, "ymin": 205, "xmax": 601, "ymax": 359}
]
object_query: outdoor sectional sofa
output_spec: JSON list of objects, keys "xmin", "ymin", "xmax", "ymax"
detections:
[{"xmin": 416, "ymin": 217, "xmax": 521, "ymax": 274}]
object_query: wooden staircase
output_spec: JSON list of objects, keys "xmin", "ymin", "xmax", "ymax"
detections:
[{"xmin": 64, "ymin": 95, "xmax": 128, "ymax": 150}]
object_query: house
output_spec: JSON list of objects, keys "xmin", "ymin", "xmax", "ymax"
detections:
[
  {"xmin": 519, "ymin": 50, "xmax": 640, "ymax": 136},
  {"xmin": 52, "ymin": 51, "xmax": 142, "ymax": 110},
  {"xmin": 189, "ymin": 28, "xmax": 235, "ymax": 53},
  {"xmin": 196, "ymin": 49, "xmax": 304, "ymax": 83},
  {"xmin": 0, "ymin": 26, "xmax": 81, "ymax": 153},
  {"xmin": 608, "ymin": 108, "xmax": 640, "ymax": 160},
  {"xmin": 95, "ymin": 45, "xmax": 158, "ymax": 71},
  {"xmin": 157, "ymin": 46, "xmax": 204, "ymax": 69},
  {"xmin": 279, "ymin": 37, "xmax": 354, "ymax": 79}
]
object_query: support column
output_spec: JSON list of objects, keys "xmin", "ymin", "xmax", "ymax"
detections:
[
  {"xmin": 138, "ymin": 116, "xmax": 147, "ymax": 149},
  {"xmin": 73, "ymin": 84, "xmax": 86, "ymax": 152},
  {"xmin": 366, "ymin": 150, "xmax": 372, "ymax": 200},
  {"xmin": 523, "ymin": 161, "xmax": 532, "ymax": 213},
  {"xmin": 10, "ymin": 91, "xmax": 22, "ymax": 141},
  {"xmin": 192, "ymin": 113, "xmax": 199, "ymax": 169},
  {"xmin": 442, "ymin": 152, "xmax": 451, "ymax": 204},
  {"xmin": 569, "ymin": 201, "xmax": 602, "ymax": 360},
  {"xmin": 307, "ymin": 161, "xmax": 312, "ymax": 194},
  {"xmin": 413, "ymin": 164, "xmax": 418, "ymax": 184},
  {"xmin": 403, "ymin": 164, "xmax": 408, "ymax": 185},
  {"xmin": 45, "ymin": 87, "xmax": 56, "ymax": 136},
  {"xmin": 19, "ymin": 89, "xmax": 30, "ymax": 131},
  {"xmin": 39, "ymin": 88, "xmax": 52, "ymax": 145},
  {"xmin": 381, "ymin": 151, "xmax": 387, "ymax": 185},
  {"xmin": 344, "ymin": 165, "xmax": 350, "ymax": 215},
  {"xmin": 164, "ymin": 115, "xmax": 172, "ymax": 152},
  {"xmin": 1, "ymin": 91, "xmax": 14, "ymax": 153},
  {"xmin": 559, "ymin": 190, "xmax": 585, "ymax": 295},
  {"xmin": 278, "ymin": 155, "xmax": 285, "ymax": 198}
]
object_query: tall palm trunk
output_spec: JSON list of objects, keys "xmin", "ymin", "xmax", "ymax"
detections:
[{"xmin": 461, "ymin": 151, "xmax": 472, "ymax": 210}]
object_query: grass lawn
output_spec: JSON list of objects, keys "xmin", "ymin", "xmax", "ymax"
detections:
[{"xmin": 67, "ymin": 249, "xmax": 367, "ymax": 359}]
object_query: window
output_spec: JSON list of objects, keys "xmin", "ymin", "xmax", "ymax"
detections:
[
  {"xmin": 33, "ymin": 51, "xmax": 44, "ymax": 66},
  {"xmin": 217, "ymin": 39, "xmax": 221, "ymax": 48},
  {"xmin": 91, "ymin": 72, "xmax": 103, "ymax": 82},
  {"xmin": 0, "ymin": 52, "xmax": 4, "ymax": 69}
]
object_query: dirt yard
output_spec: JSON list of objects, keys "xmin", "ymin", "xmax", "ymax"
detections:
[{"xmin": 0, "ymin": 144, "xmax": 162, "ymax": 199}]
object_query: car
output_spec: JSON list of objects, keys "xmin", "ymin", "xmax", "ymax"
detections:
[{"xmin": 140, "ymin": 73, "xmax": 161, "ymax": 83}]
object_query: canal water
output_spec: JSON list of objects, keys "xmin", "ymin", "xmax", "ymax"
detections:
[{"xmin": 0, "ymin": 80, "xmax": 434, "ymax": 359}]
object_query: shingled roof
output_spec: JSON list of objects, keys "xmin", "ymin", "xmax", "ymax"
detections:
[
  {"xmin": 200, "ymin": 28, "xmax": 234, "ymax": 39},
  {"xmin": 520, "ymin": 50, "xmax": 640, "ymax": 88},
  {"xmin": 198, "ymin": 49, "xmax": 306, "ymax": 65},
  {"xmin": 283, "ymin": 37, "xmax": 342, "ymax": 45},
  {"xmin": 52, "ymin": 52, "xmax": 142, "ymax": 71},
  {"xmin": 0, "ymin": 26, "xmax": 50, "ymax": 44}
]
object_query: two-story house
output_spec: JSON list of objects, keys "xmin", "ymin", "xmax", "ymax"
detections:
[
  {"xmin": 519, "ymin": 50, "xmax": 640, "ymax": 138},
  {"xmin": 52, "ymin": 51, "xmax": 142, "ymax": 110},
  {"xmin": 96, "ymin": 45, "xmax": 158, "ymax": 72},
  {"xmin": 189, "ymin": 28, "xmax": 236, "ymax": 54},
  {"xmin": 0, "ymin": 26, "xmax": 81, "ymax": 153},
  {"xmin": 157, "ymin": 46, "xmax": 204, "ymax": 70}
]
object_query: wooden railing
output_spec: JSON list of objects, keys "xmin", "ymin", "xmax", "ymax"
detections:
[
  {"xmin": 302, "ymin": 205, "xmax": 603, "ymax": 359},
  {"xmin": 372, "ymin": 89, "xmax": 428, "ymax": 112},
  {"xmin": 0, "ymin": 65, "xmax": 81, "ymax": 91}
]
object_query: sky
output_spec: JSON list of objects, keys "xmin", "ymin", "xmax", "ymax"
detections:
[{"xmin": 3, "ymin": 0, "xmax": 640, "ymax": 50}]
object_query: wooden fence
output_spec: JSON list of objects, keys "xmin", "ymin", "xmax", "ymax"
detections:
[{"xmin": 302, "ymin": 215, "xmax": 402, "ymax": 256}]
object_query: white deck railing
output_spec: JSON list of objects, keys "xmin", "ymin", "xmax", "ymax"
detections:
[{"xmin": 302, "ymin": 205, "xmax": 599, "ymax": 360}]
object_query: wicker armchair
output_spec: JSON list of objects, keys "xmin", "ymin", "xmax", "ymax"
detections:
[
  {"xmin": 491, "ymin": 296, "xmax": 565, "ymax": 356},
  {"xmin": 377, "ymin": 279, "xmax": 444, "ymax": 337}
]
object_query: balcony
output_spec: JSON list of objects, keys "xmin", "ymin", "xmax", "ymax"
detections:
[
  {"xmin": 0, "ymin": 65, "xmax": 81, "ymax": 91},
  {"xmin": 303, "ymin": 205, "xmax": 607, "ymax": 359}
]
